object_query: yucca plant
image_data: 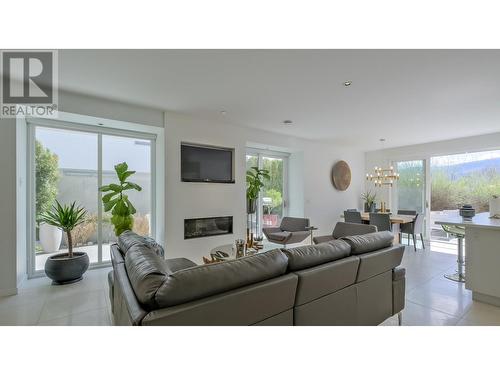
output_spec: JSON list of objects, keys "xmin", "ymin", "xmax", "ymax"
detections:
[
  {"xmin": 99, "ymin": 162, "xmax": 142, "ymax": 236},
  {"xmin": 39, "ymin": 201, "xmax": 87, "ymax": 258}
]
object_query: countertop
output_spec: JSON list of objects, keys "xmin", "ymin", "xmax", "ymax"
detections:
[{"xmin": 435, "ymin": 212, "xmax": 500, "ymax": 230}]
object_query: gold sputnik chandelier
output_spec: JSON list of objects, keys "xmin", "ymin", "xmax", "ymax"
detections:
[
  {"xmin": 366, "ymin": 165, "xmax": 400, "ymax": 187},
  {"xmin": 366, "ymin": 138, "xmax": 400, "ymax": 187}
]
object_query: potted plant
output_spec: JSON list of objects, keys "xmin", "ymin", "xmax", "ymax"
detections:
[
  {"xmin": 99, "ymin": 162, "xmax": 142, "ymax": 236},
  {"xmin": 246, "ymin": 166, "xmax": 270, "ymax": 214},
  {"xmin": 40, "ymin": 201, "xmax": 89, "ymax": 284},
  {"xmin": 362, "ymin": 190, "xmax": 377, "ymax": 213}
]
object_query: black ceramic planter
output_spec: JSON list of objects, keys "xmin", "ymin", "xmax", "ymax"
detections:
[
  {"xmin": 45, "ymin": 252, "xmax": 90, "ymax": 285},
  {"xmin": 364, "ymin": 203, "xmax": 377, "ymax": 213}
]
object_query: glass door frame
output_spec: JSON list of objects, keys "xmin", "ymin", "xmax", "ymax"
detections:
[
  {"xmin": 246, "ymin": 148, "xmax": 289, "ymax": 237},
  {"xmin": 390, "ymin": 157, "xmax": 431, "ymax": 239},
  {"xmin": 26, "ymin": 117, "xmax": 158, "ymax": 278}
]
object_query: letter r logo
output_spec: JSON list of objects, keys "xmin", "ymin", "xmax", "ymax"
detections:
[{"xmin": 1, "ymin": 51, "xmax": 54, "ymax": 104}]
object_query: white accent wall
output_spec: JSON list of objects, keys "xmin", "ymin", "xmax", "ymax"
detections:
[{"xmin": 165, "ymin": 111, "xmax": 366, "ymax": 263}]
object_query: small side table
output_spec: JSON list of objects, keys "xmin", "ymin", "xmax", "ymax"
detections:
[{"xmin": 305, "ymin": 226, "xmax": 318, "ymax": 245}]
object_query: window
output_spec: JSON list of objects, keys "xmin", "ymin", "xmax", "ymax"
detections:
[
  {"xmin": 430, "ymin": 150, "xmax": 500, "ymax": 241},
  {"xmin": 28, "ymin": 119, "xmax": 156, "ymax": 276}
]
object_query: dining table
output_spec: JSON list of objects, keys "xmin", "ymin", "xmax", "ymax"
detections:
[{"xmin": 340, "ymin": 212, "xmax": 416, "ymax": 244}]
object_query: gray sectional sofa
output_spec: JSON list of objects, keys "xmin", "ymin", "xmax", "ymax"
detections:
[{"xmin": 108, "ymin": 227, "xmax": 406, "ymax": 325}]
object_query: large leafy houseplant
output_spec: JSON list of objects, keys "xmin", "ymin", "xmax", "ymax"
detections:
[
  {"xmin": 39, "ymin": 201, "xmax": 87, "ymax": 258},
  {"xmin": 99, "ymin": 162, "xmax": 142, "ymax": 236},
  {"xmin": 246, "ymin": 166, "xmax": 270, "ymax": 214}
]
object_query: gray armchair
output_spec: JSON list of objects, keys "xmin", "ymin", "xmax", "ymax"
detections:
[
  {"xmin": 313, "ymin": 221, "xmax": 377, "ymax": 244},
  {"xmin": 263, "ymin": 217, "xmax": 310, "ymax": 248}
]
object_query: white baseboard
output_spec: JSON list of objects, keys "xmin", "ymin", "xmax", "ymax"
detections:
[{"xmin": 0, "ymin": 288, "xmax": 18, "ymax": 297}]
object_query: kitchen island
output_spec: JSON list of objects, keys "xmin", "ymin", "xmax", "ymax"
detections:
[{"xmin": 436, "ymin": 212, "xmax": 500, "ymax": 306}]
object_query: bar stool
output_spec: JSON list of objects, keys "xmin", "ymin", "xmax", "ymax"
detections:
[{"xmin": 441, "ymin": 224, "xmax": 466, "ymax": 283}]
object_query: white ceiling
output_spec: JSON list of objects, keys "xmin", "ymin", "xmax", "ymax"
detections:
[{"xmin": 55, "ymin": 50, "xmax": 500, "ymax": 150}]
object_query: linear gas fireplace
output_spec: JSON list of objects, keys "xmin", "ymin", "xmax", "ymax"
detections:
[{"xmin": 184, "ymin": 216, "xmax": 233, "ymax": 240}]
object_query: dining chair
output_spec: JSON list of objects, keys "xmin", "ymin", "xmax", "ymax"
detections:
[
  {"xmin": 398, "ymin": 210, "xmax": 417, "ymax": 245},
  {"xmin": 346, "ymin": 208, "xmax": 358, "ymax": 212},
  {"xmin": 344, "ymin": 210, "xmax": 362, "ymax": 224},
  {"xmin": 400, "ymin": 213, "xmax": 425, "ymax": 251},
  {"xmin": 369, "ymin": 213, "xmax": 392, "ymax": 232}
]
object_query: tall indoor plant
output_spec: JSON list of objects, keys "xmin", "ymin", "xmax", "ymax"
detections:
[
  {"xmin": 246, "ymin": 166, "xmax": 270, "ymax": 214},
  {"xmin": 99, "ymin": 162, "xmax": 142, "ymax": 236},
  {"xmin": 40, "ymin": 201, "xmax": 89, "ymax": 284}
]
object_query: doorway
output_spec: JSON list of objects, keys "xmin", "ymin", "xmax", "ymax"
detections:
[{"xmin": 246, "ymin": 149, "xmax": 289, "ymax": 236}]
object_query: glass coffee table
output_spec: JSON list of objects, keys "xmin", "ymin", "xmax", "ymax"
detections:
[{"xmin": 208, "ymin": 243, "xmax": 272, "ymax": 262}]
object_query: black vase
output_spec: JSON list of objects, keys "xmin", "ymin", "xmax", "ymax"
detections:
[
  {"xmin": 45, "ymin": 252, "xmax": 90, "ymax": 285},
  {"xmin": 364, "ymin": 202, "xmax": 376, "ymax": 213}
]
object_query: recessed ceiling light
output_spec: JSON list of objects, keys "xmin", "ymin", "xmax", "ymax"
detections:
[
  {"xmin": 220, "ymin": 111, "xmax": 227, "ymax": 115},
  {"xmin": 283, "ymin": 120, "xmax": 293, "ymax": 125},
  {"xmin": 343, "ymin": 81, "xmax": 352, "ymax": 87}
]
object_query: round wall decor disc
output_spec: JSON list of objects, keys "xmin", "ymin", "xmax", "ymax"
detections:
[{"xmin": 331, "ymin": 160, "xmax": 351, "ymax": 191}]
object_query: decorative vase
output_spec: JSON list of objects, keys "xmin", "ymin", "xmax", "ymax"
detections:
[
  {"xmin": 364, "ymin": 202, "xmax": 376, "ymax": 213},
  {"xmin": 39, "ymin": 223, "xmax": 62, "ymax": 253}
]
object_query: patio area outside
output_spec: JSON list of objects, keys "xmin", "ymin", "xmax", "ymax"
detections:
[{"xmin": 36, "ymin": 243, "xmax": 113, "ymax": 271}]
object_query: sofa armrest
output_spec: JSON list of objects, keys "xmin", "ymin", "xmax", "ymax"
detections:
[
  {"xmin": 393, "ymin": 267, "xmax": 406, "ymax": 281},
  {"xmin": 313, "ymin": 235, "xmax": 335, "ymax": 244}
]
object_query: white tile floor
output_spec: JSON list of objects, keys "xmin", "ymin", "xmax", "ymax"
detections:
[
  {"xmin": 2, "ymin": 241, "xmax": 500, "ymax": 326},
  {"xmin": 0, "ymin": 267, "xmax": 112, "ymax": 325},
  {"xmin": 381, "ymin": 241, "xmax": 500, "ymax": 326}
]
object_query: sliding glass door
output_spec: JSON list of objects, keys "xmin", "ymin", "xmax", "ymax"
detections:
[
  {"xmin": 29, "ymin": 121, "xmax": 155, "ymax": 276},
  {"xmin": 246, "ymin": 149, "xmax": 288, "ymax": 236},
  {"xmin": 101, "ymin": 135, "xmax": 152, "ymax": 262},
  {"xmin": 394, "ymin": 160, "xmax": 425, "ymax": 214}
]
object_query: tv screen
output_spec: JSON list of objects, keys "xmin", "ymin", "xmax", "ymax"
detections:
[{"xmin": 181, "ymin": 143, "xmax": 234, "ymax": 183}]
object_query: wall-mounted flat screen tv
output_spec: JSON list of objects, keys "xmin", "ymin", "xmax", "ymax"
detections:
[{"xmin": 181, "ymin": 143, "xmax": 235, "ymax": 183}]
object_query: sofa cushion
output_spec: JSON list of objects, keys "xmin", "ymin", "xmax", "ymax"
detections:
[
  {"xmin": 165, "ymin": 258, "xmax": 197, "ymax": 274},
  {"xmin": 155, "ymin": 249, "xmax": 288, "ymax": 308},
  {"xmin": 332, "ymin": 222, "xmax": 377, "ymax": 239},
  {"xmin": 118, "ymin": 230, "xmax": 165, "ymax": 257},
  {"xmin": 125, "ymin": 248, "xmax": 289, "ymax": 310},
  {"xmin": 356, "ymin": 245, "xmax": 405, "ymax": 282},
  {"xmin": 341, "ymin": 231, "xmax": 394, "ymax": 255},
  {"xmin": 282, "ymin": 240, "xmax": 351, "ymax": 271},
  {"xmin": 124, "ymin": 245, "xmax": 169, "ymax": 309}
]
